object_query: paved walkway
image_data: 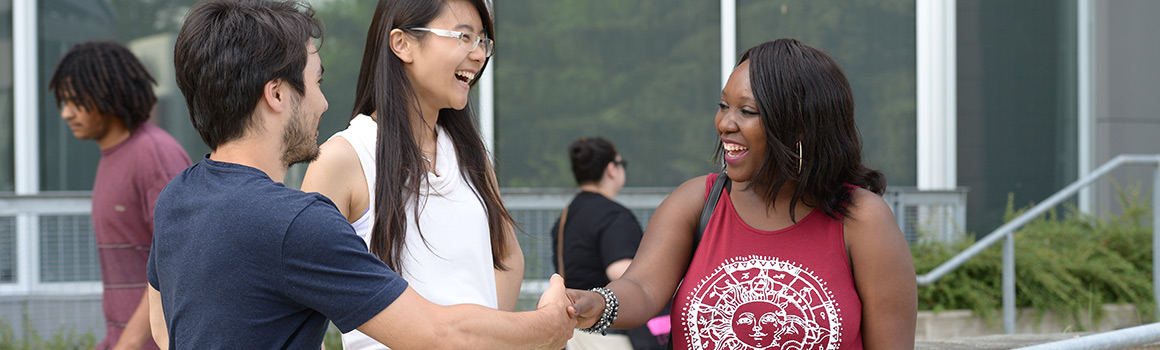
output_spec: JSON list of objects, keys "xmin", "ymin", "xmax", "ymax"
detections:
[{"xmin": 918, "ymin": 334, "xmax": 1160, "ymax": 349}]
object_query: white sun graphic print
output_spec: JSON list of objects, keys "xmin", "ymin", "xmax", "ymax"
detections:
[{"xmin": 683, "ymin": 255, "xmax": 842, "ymax": 349}]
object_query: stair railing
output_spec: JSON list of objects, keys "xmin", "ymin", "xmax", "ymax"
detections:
[{"xmin": 915, "ymin": 154, "xmax": 1160, "ymax": 334}]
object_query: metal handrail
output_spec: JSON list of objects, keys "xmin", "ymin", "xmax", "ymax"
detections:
[
  {"xmin": 1014, "ymin": 322, "xmax": 1160, "ymax": 349},
  {"xmin": 916, "ymin": 154, "xmax": 1160, "ymax": 336}
]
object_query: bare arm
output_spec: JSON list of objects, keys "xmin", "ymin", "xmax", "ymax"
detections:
[
  {"xmin": 845, "ymin": 189, "xmax": 917, "ymax": 349},
  {"xmin": 110, "ymin": 291, "xmax": 153, "ymax": 349},
  {"xmin": 358, "ymin": 274, "xmax": 575, "ymax": 350},
  {"xmin": 301, "ymin": 136, "xmax": 364, "ymax": 222},
  {"xmin": 147, "ymin": 285, "xmax": 168, "ymax": 350},
  {"xmin": 495, "ymin": 222, "xmax": 524, "ymax": 311},
  {"xmin": 569, "ymin": 176, "xmax": 708, "ymax": 329},
  {"xmin": 605, "ymin": 258, "xmax": 631, "ymax": 281}
]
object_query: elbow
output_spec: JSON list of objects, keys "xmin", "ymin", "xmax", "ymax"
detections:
[{"xmin": 417, "ymin": 322, "xmax": 468, "ymax": 350}]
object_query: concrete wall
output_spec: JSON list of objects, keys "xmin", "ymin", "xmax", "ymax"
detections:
[
  {"xmin": 1093, "ymin": 0, "xmax": 1160, "ymax": 218},
  {"xmin": 916, "ymin": 304, "xmax": 1150, "ymax": 341}
]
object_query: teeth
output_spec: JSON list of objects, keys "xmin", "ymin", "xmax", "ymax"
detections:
[
  {"xmin": 455, "ymin": 71, "xmax": 475, "ymax": 81},
  {"xmin": 723, "ymin": 143, "xmax": 748, "ymax": 152}
]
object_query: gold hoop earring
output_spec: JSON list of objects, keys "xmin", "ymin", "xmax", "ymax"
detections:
[{"xmin": 796, "ymin": 141, "xmax": 803, "ymax": 176}]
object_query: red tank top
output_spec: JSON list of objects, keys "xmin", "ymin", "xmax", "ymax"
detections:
[{"xmin": 671, "ymin": 174, "xmax": 863, "ymax": 349}]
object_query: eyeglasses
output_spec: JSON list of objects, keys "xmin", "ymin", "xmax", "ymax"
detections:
[
  {"xmin": 411, "ymin": 27, "xmax": 494, "ymax": 58},
  {"xmin": 612, "ymin": 159, "xmax": 627, "ymax": 169}
]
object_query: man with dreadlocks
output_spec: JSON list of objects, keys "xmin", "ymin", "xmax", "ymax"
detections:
[{"xmin": 49, "ymin": 41, "xmax": 191, "ymax": 350}]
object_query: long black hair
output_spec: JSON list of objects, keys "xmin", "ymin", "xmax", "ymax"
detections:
[
  {"xmin": 728, "ymin": 39, "xmax": 885, "ymax": 221},
  {"xmin": 49, "ymin": 41, "xmax": 157, "ymax": 133},
  {"xmin": 352, "ymin": 0, "xmax": 512, "ymax": 274}
]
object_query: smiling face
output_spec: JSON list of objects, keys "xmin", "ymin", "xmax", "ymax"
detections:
[
  {"xmin": 405, "ymin": 0, "xmax": 487, "ymax": 113},
  {"xmin": 716, "ymin": 60, "xmax": 767, "ymax": 183}
]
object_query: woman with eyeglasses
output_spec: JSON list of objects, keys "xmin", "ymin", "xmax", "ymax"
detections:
[
  {"xmin": 301, "ymin": 1, "xmax": 519, "ymax": 349},
  {"xmin": 567, "ymin": 39, "xmax": 917, "ymax": 349}
]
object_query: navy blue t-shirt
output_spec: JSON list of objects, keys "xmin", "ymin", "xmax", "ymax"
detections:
[{"xmin": 147, "ymin": 157, "xmax": 407, "ymax": 349}]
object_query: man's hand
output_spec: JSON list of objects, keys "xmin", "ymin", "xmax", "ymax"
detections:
[
  {"xmin": 564, "ymin": 288, "xmax": 603, "ymax": 329},
  {"xmin": 534, "ymin": 274, "xmax": 577, "ymax": 349}
]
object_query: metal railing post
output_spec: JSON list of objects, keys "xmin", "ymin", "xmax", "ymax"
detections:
[
  {"xmin": 1153, "ymin": 165, "xmax": 1159, "ymax": 317},
  {"xmin": 1003, "ymin": 233, "xmax": 1016, "ymax": 333}
]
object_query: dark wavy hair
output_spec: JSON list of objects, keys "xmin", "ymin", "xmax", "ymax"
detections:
[
  {"xmin": 49, "ymin": 41, "xmax": 157, "ymax": 133},
  {"xmin": 353, "ymin": 0, "xmax": 512, "ymax": 273},
  {"xmin": 174, "ymin": 0, "xmax": 323, "ymax": 150},
  {"xmin": 568, "ymin": 137, "xmax": 618, "ymax": 185},
  {"xmin": 723, "ymin": 39, "xmax": 886, "ymax": 221}
]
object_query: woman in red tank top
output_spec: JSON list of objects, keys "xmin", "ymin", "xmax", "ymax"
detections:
[{"xmin": 570, "ymin": 39, "xmax": 917, "ymax": 349}]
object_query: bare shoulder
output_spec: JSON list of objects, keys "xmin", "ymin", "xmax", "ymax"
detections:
[
  {"xmin": 304, "ymin": 136, "xmax": 361, "ymax": 185},
  {"xmin": 843, "ymin": 188, "xmax": 902, "ymax": 242},
  {"xmin": 302, "ymin": 136, "xmax": 364, "ymax": 220},
  {"xmin": 671, "ymin": 175, "xmax": 712, "ymax": 202},
  {"xmin": 663, "ymin": 173, "xmax": 714, "ymax": 212}
]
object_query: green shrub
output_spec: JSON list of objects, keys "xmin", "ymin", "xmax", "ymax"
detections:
[
  {"xmin": 324, "ymin": 323, "xmax": 343, "ymax": 350},
  {"xmin": 913, "ymin": 185, "xmax": 1155, "ymax": 330},
  {"xmin": 0, "ymin": 308, "xmax": 96, "ymax": 350}
]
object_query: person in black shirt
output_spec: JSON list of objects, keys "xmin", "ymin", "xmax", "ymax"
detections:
[{"xmin": 551, "ymin": 137, "xmax": 666, "ymax": 349}]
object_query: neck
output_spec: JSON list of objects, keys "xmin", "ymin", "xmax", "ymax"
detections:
[
  {"xmin": 579, "ymin": 182, "xmax": 618, "ymax": 200},
  {"xmin": 96, "ymin": 120, "xmax": 132, "ymax": 151},
  {"xmin": 410, "ymin": 108, "xmax": 440, "ymax": 151},
  {"xmin": 209, "ymin": 137, "xmax": 288, "ymax": 183}
]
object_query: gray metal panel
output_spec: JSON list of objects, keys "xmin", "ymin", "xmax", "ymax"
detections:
[
  {"xmin": 0, "ymin": 216, "xmax": 13, "ymax": 282},
  {"xmin": 38, "ymin": 215, "xmax": 99, "ymax": 283}
]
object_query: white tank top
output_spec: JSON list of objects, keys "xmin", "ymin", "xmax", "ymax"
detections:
[{"xmin": 331, "ymin": 114, "xmax": 498, "ymax": 350}]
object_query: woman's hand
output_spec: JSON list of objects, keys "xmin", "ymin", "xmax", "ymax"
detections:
[{"xmin": 565, "ymin": 289, "xmax": 604, "ymax": 329}]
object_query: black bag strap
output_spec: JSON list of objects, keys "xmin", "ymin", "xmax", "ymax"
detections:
[{"xmin": 693, "ymin": 171, "xmax": 730, "ymax": 251}]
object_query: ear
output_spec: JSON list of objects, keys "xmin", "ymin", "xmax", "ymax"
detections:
[
  {"xmin": 261, "ymin": 79, "xmax": 289, "ymax": 114},
  {"xmin": 389, "ymin": 28, "xmax": 414, "ymax": 63},
  {"xmin": 604, "ymin": 162, "xmax": 619, "ymax": 180}
]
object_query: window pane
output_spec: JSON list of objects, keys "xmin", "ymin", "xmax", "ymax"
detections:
[
  {"xmin": 0, "ymin": 0, "xmax": 12, "ymax": 192},
  {"xmin": 38, "ymin": 0, "xmax": 203, "ymax": 191},
  {"xmin": 738, "ymin": 0, "xmax": 918, "ymax": 187},
  {"xmin": 957, "ymin": 1, "xmax": 1077, "ymax": 234},
  {"xmin": 39, "ymin": 215, "xmax": 99, "ymax": 282},
  {"xmin": 0, "ymin": 216, "xmax": 14, "ymax": 282},
  {"xmin": 494, "ymin": 1, "xmax": 722, "ymax": 188}
]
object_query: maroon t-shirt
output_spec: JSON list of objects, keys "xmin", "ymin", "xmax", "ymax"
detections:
[
  {"xmin": 672, "ymin": 173, "xmax": 863, "ymax": 349},
  {"xmin": 91, "ymin": 123, "xmax": 190, "ymax": 349}
]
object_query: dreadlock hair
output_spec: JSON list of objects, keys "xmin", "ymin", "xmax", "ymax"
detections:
[{"xmin": 49, "ymin": 41, "xmax": 157, "ymax": 133}]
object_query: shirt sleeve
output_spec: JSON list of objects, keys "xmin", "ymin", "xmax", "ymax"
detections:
[
  {"xmin": 599, "ymin": 208, "xmax": 643, "ymax": 268},
  {"xmin": 147, "ymin": 237, "xmax": 159, "ymax": 289},
  {"xmin": 280, "ymin": 200, "xmax": 408, "ymax": 332}
]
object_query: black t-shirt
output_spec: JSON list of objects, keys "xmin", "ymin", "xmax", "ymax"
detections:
[{"xmin": 550, "ymin": 191, "xmax": 643, "ymax": 290}]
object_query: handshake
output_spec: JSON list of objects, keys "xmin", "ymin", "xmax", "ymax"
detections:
[{"xmin": 533, "ymin": 274, "xmax": 626, "ymax": 350}]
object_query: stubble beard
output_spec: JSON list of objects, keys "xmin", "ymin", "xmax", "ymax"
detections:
[{"xmin": 280, "ymin": 100, "xmax": 320, "ymax": 167}]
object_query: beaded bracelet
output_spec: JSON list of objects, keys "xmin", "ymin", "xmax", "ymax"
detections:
[{"xmin": 580, "ymin": 287, "xmax": 619, "ymax": 336}]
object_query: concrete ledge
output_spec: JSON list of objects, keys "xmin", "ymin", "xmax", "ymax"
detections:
[{"xmin": 917, "ymin": 304, "xmax": 1151, "ymax": 340}]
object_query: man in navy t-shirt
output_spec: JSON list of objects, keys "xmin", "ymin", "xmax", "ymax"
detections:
[{"xmin": 146, "ymin": 1, "xmax": 575, "ymax": 349}]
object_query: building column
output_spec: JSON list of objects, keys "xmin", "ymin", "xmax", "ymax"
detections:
[
  {"xmin": 721, "ymin": 0, "xmax": 735, "ymax": 90},
  {"xmin": 916, "ymin": 0, "xmax": 957, "ymax": 190},
  {"xmin": 1077, "ymin": 0, "xmax": 1095, "ymax": 213}
]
